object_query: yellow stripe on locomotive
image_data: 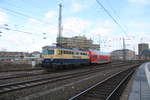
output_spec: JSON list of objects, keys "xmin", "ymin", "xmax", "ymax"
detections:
[
  {"xmin": 42, "ymin": 47, "xmax": 89, "ymax": 59},
  {"xmin": 42, "ymin": 46, "xmax": 90, "ymax": 68}
]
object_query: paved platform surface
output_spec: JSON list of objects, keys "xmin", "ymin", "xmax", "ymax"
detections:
[{"xmin": 128, "ymin": 62, "xmax": 150, "ymax": 100}]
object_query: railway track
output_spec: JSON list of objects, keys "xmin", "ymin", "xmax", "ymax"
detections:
[
  {"xmin": 0, "ymin": 63, "xmax": 138, "ymax": 94},
  {"xmin": 0, "ymin": 68, "xmax": 43, "ymax": 73},
  {"xmin": 0, "ymin": 62, "xmax": 129, "ymax": 81},
  {"xmin": 69, "ymin": 66, "xmax": 136, "ymax": 100},
  {"xmin": 0, "ymin": 69, "xmax": 46, "ymax": 80}
]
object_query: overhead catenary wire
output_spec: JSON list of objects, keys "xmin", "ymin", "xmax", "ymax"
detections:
[
  {"xmin": 0, "ymin": 23, "xmax": 80, "ymax": 41},
  {"xmin": 0, "ymin": 23, "xmax": 54, "ymax": 37},
  {"xmin": 0, "ymin": 22, "xmax": 80, "ymax": 41},
  {"xmin": 0, "ymin": 6, "xmax": 82, "ymax": 35},
  {"xmin": 1, "ymin": 7, "xmax": 58, "ymax": 27},
  {"xmin": 21, "ymin": 0, "xmax": 83, "ymax": 34},
  {"xmin": 96, "ymin": 0, "xmax": 129, "ymax": 57},
  {"xmin": 107, "ymin": 0, "xmax": 136, "ymax": 47},
  {"xmin": 0, "ymin": 26, "xmax": 38, "ymax": 35},
  {"xmin": 105, "ymin": 0, "xmax": 136, "ymax": 52},
  {"xmin": 0, "ymin": 26, "xmax": 51, "ymax": 43},
  {"xmin": 96, "ymin": 0, "xmax": 127, "ymax": 35},
  {"xmin": 0, "ymin": 26, "xmax": 51, "ymax": 40},
  {"xmin": 105, "ymin": 0, "xmax": 129, "ymax": 33}
]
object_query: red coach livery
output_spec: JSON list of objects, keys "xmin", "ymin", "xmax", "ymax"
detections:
[{"xmin": 88, "ymin": 49, "xmax": 111, "ymax": 64}]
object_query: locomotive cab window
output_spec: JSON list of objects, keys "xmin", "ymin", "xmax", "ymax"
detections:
[{"xmin": 47, "ymin": 50, "xmax": 54, "ymax": 54}]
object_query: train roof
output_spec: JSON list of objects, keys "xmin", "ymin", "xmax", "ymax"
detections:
[
  {"xmin": 42, "ymin": 46, "xmax": 87, "ymax": 52},
  {"xmin": 42, "ymin": 46, "xmax": 110, "ymax": 55}
]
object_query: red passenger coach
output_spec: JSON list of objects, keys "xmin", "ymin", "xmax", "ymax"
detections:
[{"xmin": 88, "ymin": 49, "xmax": 111, "ymax": 64}]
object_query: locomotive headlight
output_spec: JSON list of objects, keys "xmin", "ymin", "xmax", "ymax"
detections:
[{"xmin": 51, "ymin": 59, "xmax": 53, "ymax": 61}]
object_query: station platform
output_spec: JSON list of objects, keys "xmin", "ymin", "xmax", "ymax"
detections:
[{"xmin": 128, "ymin": 62, "xmax": 150, "ymax": 100}]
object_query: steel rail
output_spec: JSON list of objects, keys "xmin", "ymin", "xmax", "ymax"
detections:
[
  {"xmin": 106, "ymin": 68, "xmax": 134, "ymax": 100},
  {"xmin": 0, "ymin": 63, "xmax": 137, "ymax": 94},
  {"xmin": 68, "ymin": 65, "xmax": 138, "ymax": 100},
  {"xmin": 0, "ymin": 62, "xmax": 128, "ymax": 80}
]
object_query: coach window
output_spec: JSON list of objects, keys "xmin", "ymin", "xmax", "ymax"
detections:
[
  {"xmin": 63, "ymin": 51, "xmax": 66, "ymax": 54},
  {"xmin": 93, "ymin": 55, "xmax": 97, "ymax": 58},
  {"xmin": 76, "ymin": 52, "xmax": 79, "ymax": 55},
  {"xmin": 68, "ymin": 51, "xmax": 70, "ymax": 54},
  {"xmin": 60, "ymin": 50, "xmax": 63, "ymax": 54},
  {"xmin": 69, "ymin": 51, "xmax": 71, "ymax": 54},
  {"xmin": 64, "ymin": 51, "xmax": 68, "ymax": 54},
  {"xmin": 58, "ymin": 50, "xmax": 61, "ymax": 55},
  {"xmin": 84, "ymin": 53, "xmax": 87, "ymax": 55},
  {"xmin": 66, "ymin": 51, "xmax": 68, "ymax": 54}
]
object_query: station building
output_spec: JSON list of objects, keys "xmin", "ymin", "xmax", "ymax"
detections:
[
  {"xmin": 138, "ymin": 43, "xmax": 149, "ymax": 55},
  {"xmin": 0, "ymin": 52, "xmax": 26, "ymax": 62},
  {"xmin": 111, "ymin": 49, "xmax": 136, "ymax": 60},
  {"xmin": 0, "ymin": 51, "xmax": 42, "ymax": 65},
  {"xmin": 56, "ymin": 36, "xmax": 100, "ymax": 50}
]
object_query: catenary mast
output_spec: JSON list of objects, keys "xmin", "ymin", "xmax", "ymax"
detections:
[{"xmin": 58, "ymin": 4, "xmax": 62, "ymax": 46}]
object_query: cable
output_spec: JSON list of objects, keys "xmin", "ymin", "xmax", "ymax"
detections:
[
  {"xmin": 0, "ymin": 25, "xmax": 51, "ymax": 39},
  {"xmin": 0, "ymin": 26, "xmax": 35, "ymax": 35},
  {"xmin": 0, "ymin": 7, "xmax": 82, "ymax": 35},
  {"xmin": 1, "ymin": 7, "xmax": 58, "ymax": 27},
  {"xmin": 0, "ymin": 23, "xmax": 73, "ymax": 41},
  {"xmin": 105, "ymin": 0, "xmax": 128, "ymax": 33},
  {"xmin": 0, "ymin": 26, "xmax": 51, "ymax": 41},
  {"xmin": 96, "ymin": 0, "xmax": 127, "ymax": 34},
  {"xmin": 0, "ymin": 23, "xmax": 58, "ymax": 39}
]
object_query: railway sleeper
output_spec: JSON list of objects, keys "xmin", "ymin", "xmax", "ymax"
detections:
[
  {"xmin": 84, "ymin": 93, "xmax": 109, "ymax": 98},
  {"xmin": 69, "ymin": 67, "xmax": 136, "ymax": 100}
]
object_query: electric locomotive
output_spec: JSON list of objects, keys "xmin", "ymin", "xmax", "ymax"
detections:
[{"xmin": 42, "ymin": 46, "xmax": 90, "ymax": 69}]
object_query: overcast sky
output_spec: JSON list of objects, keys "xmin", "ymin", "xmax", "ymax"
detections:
[{"xmin": 0, "ymin": 0, "xmax": 150, "ymax": 53}]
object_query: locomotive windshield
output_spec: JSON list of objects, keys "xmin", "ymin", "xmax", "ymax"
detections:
[{"xmin": 43, "ymin": 50, "xmax": 54, "ymax": 55}]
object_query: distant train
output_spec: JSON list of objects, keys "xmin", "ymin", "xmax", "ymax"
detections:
[{"xmin": 41, "ymin": 46, "xmax": 111, "ymax": 69}]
